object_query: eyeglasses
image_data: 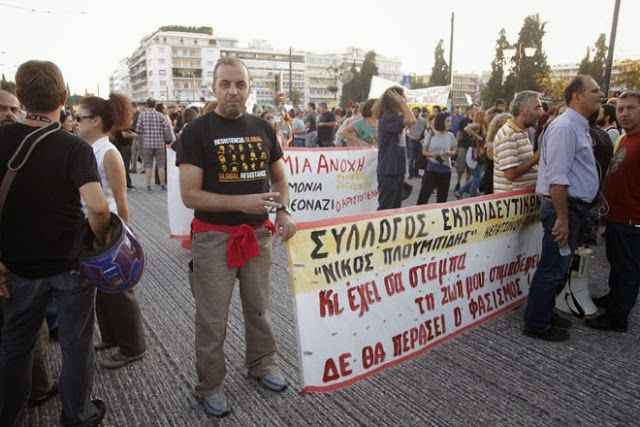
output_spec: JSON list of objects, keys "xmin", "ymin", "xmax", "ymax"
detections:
[
  {"xmin": 75, "ymin": 115, "xmax": 95, "ymax": 122},
  {"xmin": 265, "ymin": 116, "xmax": 274, "ymax": 120},
  {"xmin": 0, "ymin": 104, "xmax": 20, "ymax": 114}
]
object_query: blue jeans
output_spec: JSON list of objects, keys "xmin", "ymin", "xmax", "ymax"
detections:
[
  {"xmin": 457, "ymin": 161, "xmax": 482, "ymax": 197},
  {"xmin": 406, "ymin": 139, "xmax": 422, "ymax": 177},
  {"xmin": 524, "ymin": 200, "xmax": 589, "ymax": 332},
  {"xmin": 604, "ymin": 221, "xmax": 640, "ymax": 324},
  {"xmin": 0, "ymin": 270, "xmax": 100, "ymax": 427}
]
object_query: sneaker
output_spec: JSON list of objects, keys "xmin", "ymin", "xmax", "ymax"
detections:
[
  {"xmin": 551, "ymin": 312, "xmax": 572, "ymax": 329},
  {"xmin": 94, "ymin": 341, "xmax": 116, "ymax": 351},
  {"xmin": 203, "ymin": 392, "xmax": 231, "ymax": 417},
  {"xmin": 161, "ymin": 185, "xmax": 167, "ymax": 192},
  {"xmin": 147, "ymin": 186, "xmax": 152, "ymax": 193},
  {"xmin": 253, "ymin": 371, "xmax": 287, "ymax": 391},
  {"xmin": 88, "ymin": 399, "xmax": 106, "ymax": 427},
  {"xmin": 523, "ymin": 326, "xmax": 570, "ymax": 342},
  {"xmin": 592, "ymin": 293, "xmax": 610, "ymax": 308},
  {"xmin": 585, "ymin": 314, "xmax": 628, "ymax": 332},
  {"xmin": 102, "ymin": 351, "xmax": 145, "ymax": 369}
]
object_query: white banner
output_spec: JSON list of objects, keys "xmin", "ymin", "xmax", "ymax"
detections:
[
  {"xmin": 167, "ymin": 147, "xmax": 379, "ymax": 238},
  {"xmin": 279, "ymin": 147, "xmax": 378, "ymax": 222},
  {"xmin": 285, "ymin": 191, "xmax": 542, "ymax": 392},
  {"xmin": 368, "ymin": 76, "xmax": 450, "ymax": 106}
]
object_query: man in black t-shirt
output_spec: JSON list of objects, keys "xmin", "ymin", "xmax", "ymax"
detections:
[
  {"xmin": 304, "ymin": 102, "xmax": 317, "ymax": 147},
  {"xmin": 177, "ymin": 57, "xmax": 296, "ymax": 417},
  {"xmin": 0, "ymin": 60, "xmax": 111, "ymax": 427},
  {"xmin": 316, "ymin": 102, "xmax": 337, "ymax": 147}
]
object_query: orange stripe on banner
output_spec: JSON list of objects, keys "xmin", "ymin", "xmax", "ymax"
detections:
[
  {"xmin": 300, "ymin": 296, "xmax": 528, "ymax": 393},
  {"xmin": 295, "ymin": 189, "xmax": 537, "ymax": 231}
]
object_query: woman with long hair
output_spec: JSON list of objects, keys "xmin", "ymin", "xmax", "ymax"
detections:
[
  {"xmin": 455, "ymin": 110, "xmax": 489, "ymax": 199},
  {"xmin": 417, "ymin": 112, "xmax": 457, "ymax": 204},
  {"xmin": 374, "ymin": 87, "xmax": 416, "ymax": 210},
  {"xmin": 75, "ymin": 93, "xmax": 146, "ymax": 369}
]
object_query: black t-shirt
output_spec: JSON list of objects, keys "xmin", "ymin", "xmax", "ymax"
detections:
[
  {"xmin": 457, "ymin": 117, "xmax": 473, "ymax": 149},
  {"xmin": 0, "ymin": 123, "xmax": 100, "ymax": 278},
  {"xmin": 176, "ymin": 111, "xmax": 283, "ymax": 226},
  {"xmin": 317, "ymin": 111, "xmax": 337, "ymax": 142},
  {"xmin": 305, "ymin": 111, "xmax": 317, "ymax": 132}
]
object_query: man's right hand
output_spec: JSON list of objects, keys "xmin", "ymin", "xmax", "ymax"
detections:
[{"xmin": 239, "ymin": 192, "xmax": 282, "ymax": 215}]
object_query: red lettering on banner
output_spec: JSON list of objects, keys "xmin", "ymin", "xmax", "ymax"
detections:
[
  {"xmin": 391, "ymin": 314, "xmax": 446, "ymax": 357},
  {"xmin": 282, "ymin": 155, "xmax": 313, "ymax": 176},
  {"xmin": 322, "ymin": 353, "xmax": 353, "ymax": 383},
  {"xmin": 318, "ymin": 289, "xmax": 344, "ymax": 317},
  {"xmin": 347, "ymin": 281, "xmax": 382, "ymax": 318},
  {"xmin": 414, "ymin": 293, "xmax": 435, "ymax": 314},
  {"xmin": 362, "ymin": 342, "xmax": 386, "ymax": 369},
  {"xmin": 383, "ymin": 272, "xmax": 405, "ymax": 296}
]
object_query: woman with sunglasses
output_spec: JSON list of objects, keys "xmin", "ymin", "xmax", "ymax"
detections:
[{"xmin": 75, "ymin": 93, "xmax": 147, "ymax": 369}]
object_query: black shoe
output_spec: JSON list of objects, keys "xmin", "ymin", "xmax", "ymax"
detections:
[
  {"xmin": 454, "ymin": 183, "xmax": 460, "ymax": 192},
  {"xmin": 87, "ymin": 399, "xmax": 106, "ymax": 427},
  {"xmin": 523, "ymin": 326, "xmax": 570, "ymax": 342},
  {"xmin": 551, "ymin": 312, "xmax": 572, "ymax": 329},
  {"xmin": 585, "ymin": 314, "xmax": 628, "ymax": 332},
  {"xmin": 592, "ymin": 293, "xmax": 609, "ymax": 308}
]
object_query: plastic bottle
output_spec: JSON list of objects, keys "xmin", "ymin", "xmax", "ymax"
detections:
[{"xmin": 559, "ymin": 242, "xmax": 571, "ymax": 257}]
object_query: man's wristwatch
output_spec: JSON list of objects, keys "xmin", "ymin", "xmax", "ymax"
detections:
[{"xmin": 277, "ymin": 205, "xmax": 291, "ymax": 215}]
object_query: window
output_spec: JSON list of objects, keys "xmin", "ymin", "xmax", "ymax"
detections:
[
  {"xmin": 160, "ymin": 81, "xmax": 166, "ymax": 86},
  {"xmin": 148, "ymin": 70, "xmax": 153, "ymax": 76},
  {"xmin": 159, "ymin": 58, "xmax": 165, "ymax": 64},
  {"xmin": 159, "ymin": 70, "xmax": 166, "ymax": 76}
]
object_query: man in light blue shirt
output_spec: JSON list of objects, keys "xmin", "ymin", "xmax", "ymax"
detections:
[{"xmin": 523, "ymin": 75, "xmax": 603, "ymax": 342}]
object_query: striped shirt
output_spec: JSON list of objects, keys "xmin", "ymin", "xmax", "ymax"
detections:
[
  {"xmin": 135, "ymin": 109, "xmax": 172, "ymax": 149},
  {"xmin": 493, "ymin": 119, "xmax": 538, "ymax": 192}
]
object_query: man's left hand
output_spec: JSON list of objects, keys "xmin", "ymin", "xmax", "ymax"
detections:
[{"xmin": 275, "ymin": 211, "xmax": 297, "ymax": 242}]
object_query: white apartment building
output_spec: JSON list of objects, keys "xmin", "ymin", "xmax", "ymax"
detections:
[
  {"xmin": 220, "ymin": 40, "xmax": 306, "ymax": 106},
  {"xmin": 110, "ymin": 27, "xmax": 403, "ymax": 108}
]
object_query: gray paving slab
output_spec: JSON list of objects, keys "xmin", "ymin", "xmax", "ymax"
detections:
[{"xmin": 23, "ymin": 171, "xmax": 640, "ymax": 426}]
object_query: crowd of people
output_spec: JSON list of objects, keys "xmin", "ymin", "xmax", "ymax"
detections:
[{"xmin": 0, "ymin": 57, "xmax": 638, "ymax": 426}]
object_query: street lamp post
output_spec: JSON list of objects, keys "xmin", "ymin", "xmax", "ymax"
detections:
[
  {"xmin": 327, "ymin": 63, "xmax": 342, "ymax": 105},
  {"xmin": 503, "ymin": 43, "xmax": 536, "ymax": 93}
]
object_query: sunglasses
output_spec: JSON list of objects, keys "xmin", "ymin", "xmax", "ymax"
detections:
[{"xmin": 75, "ymin": 115, "xmax": 95, "ymax": 122}]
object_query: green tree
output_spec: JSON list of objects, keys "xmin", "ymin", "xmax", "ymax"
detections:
[
  {"xmin": 0, "ymin": 74, "xmax": 16, "ymax": 93},
  {"xmin": 579, "ymin": 34, "xmax": 607, "ymax": 86},
  {"xmin": 428, "ymin": 40, "xmax": 450, "ymax": 87},
  {"xmin": 288, "ymin": 88, "xmax": 303, "ymax": 107},
  {"xmin": 503, "ymin": 14, "xmax": 550, "ymax": 101},
  {"xmin": 340, "ymin": 51, "xmax": 378, "ymax": 108},
  {"xmin": 481, "ymin": 29, "xmax": 509, "ymax": 108},
  {"xmin": 613, "ymin": 59, "xmax": 640, "ymax": 91}
]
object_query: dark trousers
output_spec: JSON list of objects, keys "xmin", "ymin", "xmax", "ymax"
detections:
[
  {"xmin": 418, "ymin": 170, "xmax": 451, "ymax": 204},
  {"xmin": 118, "ymin": 144, "xmax": 133, "ymax": 188},
  {"xmin": 406, "ymin": 139, "xmax": 422, "ymax": 177},
  {"xmin": 377, "ymin": 174, "xmax": 404, "ymax": 210},
  {"xmin": 524, "ymin": 200, "xmax": 589, "ymax": 331},
  {"xmin": 96, "ymin": 289, "xmax": 146, "ymax": 357},
  {"xmin": 604, "ymin": 221, "xmax": 640, "ymax": 324}
]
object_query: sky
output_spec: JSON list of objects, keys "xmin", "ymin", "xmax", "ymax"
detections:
[{"xmin": 1, "ymin": 0, "xmax": 638, "ymax": 96}]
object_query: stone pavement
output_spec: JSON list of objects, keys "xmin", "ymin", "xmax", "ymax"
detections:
[{"xmin": 23, "ymin": 172, "xmax": 640, "ymax": 426}]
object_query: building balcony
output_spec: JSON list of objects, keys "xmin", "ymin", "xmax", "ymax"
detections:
[{"xmin": 172, "ymin": 68, "xmax": 202, "ymax": 78}]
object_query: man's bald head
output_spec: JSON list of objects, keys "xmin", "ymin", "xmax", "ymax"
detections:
[{"xmin": 0, "ymin": 91, "xmax": 21, "ymax": 125}]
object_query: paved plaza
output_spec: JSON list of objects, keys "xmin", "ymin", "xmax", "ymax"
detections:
[{"xmin": 23, "ymin": 173, "xmax": 640, "ymax": 426}]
